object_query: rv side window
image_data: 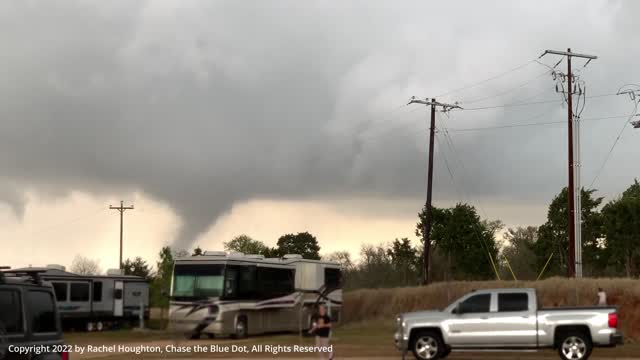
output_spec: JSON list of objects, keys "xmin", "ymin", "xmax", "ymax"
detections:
[
  {"xmin": 0, "ymin": 289, "xmax": 24, "ymax": 333},
  {"xmin": 26, "ymin": 290, "xmax": 57, "ymax": 333},
  {"xmin": 70, "ymin": 283, "xmax": 90, "ymax": 302},
  {"xmin": 257, "ymin": 267, "xmax": 294, "ymax": 299},
  {"xmin": 93, "ymin": 281, "xmax": 103, "ymax": 302},
  {"xmin": 52, "ymin": 282, "xmax": 68, "ymax": 302},
  {"xmin": 324, "ymin": 268, "xmax": 342, "ymax": 288}
]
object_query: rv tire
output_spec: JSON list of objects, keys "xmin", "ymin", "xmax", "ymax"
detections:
[
  {"xmin": 86, "ymin": 322, "xmax": 94, "ymax": 332},
  {"xmin": 185, "ymin": 332, "xmax": 200, "ymax": 340},
  {"xmin": 96, "ymin": 321, "xmax": 104, "ymax": 332},
  {"xmin": 234, "ymin": 316, "xmax": 248, "ymax": 339}
]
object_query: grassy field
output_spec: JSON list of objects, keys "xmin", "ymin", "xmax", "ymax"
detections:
[{"xmin": 63, "ymin": 321, "xmax": 640, "ymax": 359}]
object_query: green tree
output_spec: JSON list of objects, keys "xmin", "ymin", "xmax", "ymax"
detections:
[
  {"xmin": 192, "ymin": 246, "xmax": 203, "ymax": 256},
  {"xmin": 417, "ymin": 203, "xmax": 501, "ymax": 280},
  {"xmin": 122, "ymin": 257, "xmax": 152, "ymax": 279},
  {"xmin": 224, "ymin": 235, "xmax": 269, "ymax": 255},
  {"xmin": 501, "ymin": 226, "xmax": 537, "ymax": 280},
  {"xmin": 387, "ymin": 238, "xmax": 419, "ymax": 286},
  {"xmin": 150, "ymin": 246, "xmax": 174, "ymax": 309},
  {"xmin": 533, "ymin": 187, "xmax": 605, "ymax": 277},
  {"xmin": 602, "ymin": 179, "xmax": 640, "ymax": 277},
  {"xmin": 276, "ymin": 232, "xmax": 321, "ymax": 259}
]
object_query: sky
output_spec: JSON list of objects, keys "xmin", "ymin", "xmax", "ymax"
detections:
[{"xmin": 1, "ymin": 0, "xmax": 639, "ymax": 271}]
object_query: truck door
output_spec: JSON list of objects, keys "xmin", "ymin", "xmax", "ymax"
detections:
[
  {"xmin": 113, "ymin": 281, "xmax": 124, "ymax": 317},
  {"xmin": 445, "ymin": 293, "xmax": 492, "ymax": 346},
  {"xmin": 491, "ymin": 292, "xmax": 537, "ymax": 346}
]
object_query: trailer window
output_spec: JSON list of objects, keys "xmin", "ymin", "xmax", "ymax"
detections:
[
  {"xmin": 93, "ymin": 281, "xmax": 103, "ymax": 302},
  {"xmin": 70, "ymin": 283, "xmax": 90, "ymax": 302},
  {"xmin": 52, "ymin": 282, "xmax": 67, "ymax": 302},
  {"xmin": 0, "ymin": 289, "xmax": 23, "ymax": 333},
  {"xmin": 324, "ymin": 268, "xmax": 342, "ymax": 288},
  {"xmin": 26, "ymin": 290, "xmax": 57, "ymax": 333},
  {"xmin": 498, "ymin": 293, "xmax": 529, "ymax": 312},
  {"xmin": 459, "ymin": 294, "xmax": 490, "ymax": 313}
]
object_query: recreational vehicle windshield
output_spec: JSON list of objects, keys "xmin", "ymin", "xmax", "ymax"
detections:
[{"xmin": 168, "ymin": 253, "xmax": 342, "ymax": 339}]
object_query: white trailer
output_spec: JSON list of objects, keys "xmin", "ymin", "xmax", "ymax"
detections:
[{"xmin": 7, "ymin": 265, "xmax": 149, "ymax": 331}]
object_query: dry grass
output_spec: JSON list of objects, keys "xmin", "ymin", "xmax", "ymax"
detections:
[{"xmin": 343, "ymin": 277, "xmax": 640, "ymax": 340}]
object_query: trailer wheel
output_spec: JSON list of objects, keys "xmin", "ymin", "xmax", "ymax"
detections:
[
  {"xmin": 86, "ymin": 322, "xmax": 94, "ymax": 332},
  {"xmin": 557, "ymin": 331, "xmax": 593, "ymax": 360},
  {"xmin": 233, "ymin": 316, "xmax": 248, "ymax": 339},
  {"xmin": 96, "ymin": 322, "xmax": 104, "ymax": 332}
]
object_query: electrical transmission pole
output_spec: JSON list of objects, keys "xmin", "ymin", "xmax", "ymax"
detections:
[
  {"xmin": 408, "ymin": 97, "xmax": 461, "ymax": 285},
  {"xmin": 540, "ymin": 48, "xmax": 597, "ymax": 278},
  {"xmin": 109, "ymin": 201, "xmax": 134, "ymax": 270}
]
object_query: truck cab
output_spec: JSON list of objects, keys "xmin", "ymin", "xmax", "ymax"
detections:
[{"xmin": 0, "ymin": 268, "xmax": 66, "ymax": 360}]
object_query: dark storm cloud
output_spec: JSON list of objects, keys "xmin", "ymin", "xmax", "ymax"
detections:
[{"xmin": 1, "ymin": 0, "xmax": 639, "ymax": 247}]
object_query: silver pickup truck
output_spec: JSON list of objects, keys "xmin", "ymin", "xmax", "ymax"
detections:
[{"xmin": 394, "ymin": 288, "xmax": 623, "ymax": 360}]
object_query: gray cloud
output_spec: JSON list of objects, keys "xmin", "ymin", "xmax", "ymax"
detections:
[{"xmin": 1, "ymin": 0, "xmax": 639, "ymax": 248}]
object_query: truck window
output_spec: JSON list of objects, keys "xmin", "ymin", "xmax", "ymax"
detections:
[
  {"xmin": 70, "ymin": 283, "xmax": 90, "ymax": 302},
  {"xmin": 498, "ymin": 293, "xmax": 529, "ymax": 312},
  {"xmin": 93, "ymin": 281, "xmax": 103, "ymax": 302},
  {"xmin": 460, "ymin": 294, "xmax": 490, "ymax": 313},
  {"xmin": 0, "ymin": 289, "xmax": 24, "ymax": 333},
  {"xmin": 52, "ymin": 282, "xmax": 67, "ymax": 302},
  {"xmin": 26, "ymin": 290, "xmax": 57, "ymax": 333}
]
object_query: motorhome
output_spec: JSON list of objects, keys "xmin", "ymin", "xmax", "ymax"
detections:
[
  {"xmin": 7, "ymin": 265, "xmax": 149, "ymax": 331},
  {"xmin": 168, "ymin": 252, "xmax": 342, "ymax": 339}
]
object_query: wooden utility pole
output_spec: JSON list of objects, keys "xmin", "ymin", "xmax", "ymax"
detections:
[
  {"xmin": 540, "ymin": 48, "xmax": 597, "ymax": 278},
  {"xmin": 408, "ymin": 97, "xmax": 461, "ymax": 285},
  {"xmin": 109, "ymin": 201, "xmax": 134, "ymax": 269}
]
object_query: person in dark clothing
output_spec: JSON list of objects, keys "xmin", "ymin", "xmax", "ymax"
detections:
[{"xmin": 309, "ymin": 304, "xmax": 333, "ymax": 359}]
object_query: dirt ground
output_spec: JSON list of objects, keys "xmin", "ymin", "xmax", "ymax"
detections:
[{"xmin": 62, "ymin": 323, "xmax": 640, "ymax": 360}]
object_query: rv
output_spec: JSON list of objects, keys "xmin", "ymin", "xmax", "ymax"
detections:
[
  {"xmin": 7, "ymin": 265, "xmax": 149, "ymax": 331},
  {"xmin": 168, "ymin": 252, "xmax": 342, "ymax": 339}
]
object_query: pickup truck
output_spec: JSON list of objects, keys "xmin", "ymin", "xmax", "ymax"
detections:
[{"xmin": 394, "ymin": 288, "xmax": 623, "ymax": 360}]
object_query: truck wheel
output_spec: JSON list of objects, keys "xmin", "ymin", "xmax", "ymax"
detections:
[
  {"xmin": 86, "ymin": 322, "xmax": 94, "ymax": 332},
  {"xmin": 233, "ymin": 317, "xmax": 248, "ymax": 339},
  {"xmin": 558, "ymin": 332, "xmax": 592, "ymax": 360},
  {"xmin": 96, "ymin": 321, "xmax": 104, "ymax": 332},
  {"xmin": 410, "ymin": 331, "xmax": 444, "ymax": 360}
]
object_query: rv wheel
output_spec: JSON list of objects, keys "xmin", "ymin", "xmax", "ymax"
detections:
[
  {"xmin": 206, "ymin": 333, "xmax": 215, "ymax": 339},
  {"xmin": 96, "ymin": 322, "xmax": 104, "ymax": 332},
  {"xmin": 185, "ymin": 332, "xmax": 200, "ymax": 340},
  {"xmin": 234, "ymin": 317, "xmax": 248, "ymax": 339},
  {"xmin": 86, "ymin": 322, "xmax": 94, "ymax": 332}
]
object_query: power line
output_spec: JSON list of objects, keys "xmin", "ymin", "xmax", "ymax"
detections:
[
  {"xmin": 461, "ymin": 70, "xmax": 551, "ymax": 105},
  {"xmin": 447, "ymin": 114, "xmax": 632, "ymax": 133},
  {"xmin": 457, "ymin": 92, "xmax": 618, "ymax": 111},
  {"xmin": 436, "ymin": 59, "xmax": 537, "ymax": 98}
]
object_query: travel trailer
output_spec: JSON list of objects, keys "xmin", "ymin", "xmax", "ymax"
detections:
[
  {"xmin": 168, "ymin": 252, "xmax": 342, "ymax": 339},
  {"xmin": 6, "ymin": 265, "xmax": 149, "ymax": 331}
]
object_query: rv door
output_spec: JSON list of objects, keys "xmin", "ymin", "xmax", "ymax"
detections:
[{"xmin": 114, "ymin": 280, "xmax": 124, "ymax": 317}]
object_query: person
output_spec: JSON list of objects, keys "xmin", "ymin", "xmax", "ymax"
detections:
[
  {"xmin": 309, "ymin": 304, "xmax": 333, "ymax": 360},
  {"xmin": 597, "ymin": 288, "xmax": 607, "ymax": 306}
]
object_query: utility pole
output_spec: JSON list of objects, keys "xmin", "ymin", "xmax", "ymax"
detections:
[
  {"xmin": 408, "ymin": 97, "xmax": 461, "ymax": 285},
  {"xmin": 540, "ymin": 48, "xmax": 597, "ymax": 278},
  {"xmin": 109, "ymin": 201, "xmax": 134, "ymax": 270}
]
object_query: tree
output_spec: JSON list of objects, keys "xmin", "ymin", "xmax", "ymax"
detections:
[
  {"xmin": 192, "ymin": 246, "xmax": 203, "ymax": 256},
  {"xmin": 70, "ymin": 255, "xmax": 101, "ymax": 275},
  {"xmin": 602, "ymin": 179, "xmax": 640, "ymax": 277},
  {"xmin": 323, "ymin": 251, "xmax": 355, "ymax": 271},
  {"xmin": 387, "ymin": 238, "xmax": 419, "ymax": 286},
  {"xmin": 501, "ymin": 226, "xmax": 537, "ymax": 280},
  {"xmin": 150, "ymin": 246, "xmax": 174, "ymax": 309},
  {"xmin": 533, "ymin": 187, "xmax": 605, "ymax": 277},
  {"xmin": 276, "ymin": 232, "xmax": 321, "ymax": 260},
  {"xmin": 417, "ymin": 203, "xmax": 501, "ymax": 280},
  {"xmin": 122, "ymin": 257, "xmax": 152, "ymax": 279},
  {"xmin": 224, "ymin": 235, "xmax": 268, "ymax": 255}
]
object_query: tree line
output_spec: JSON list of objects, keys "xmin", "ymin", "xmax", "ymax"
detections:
[{"xmin": 70, "ymin": 179, "xmax": 640, "ymax": 302}]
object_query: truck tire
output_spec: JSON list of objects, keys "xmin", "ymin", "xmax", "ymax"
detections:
[
  {"xmin": 557, "ymin": 331, "xmax": 593, "ymax": 360},
  {"xmin": 410, "ymin": 330, "xmax": 445, "ymax": 360}
]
